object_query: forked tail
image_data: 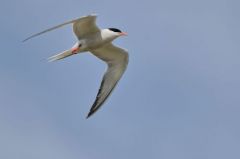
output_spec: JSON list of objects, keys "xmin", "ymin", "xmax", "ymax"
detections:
[{"xmin": 48, "ymin": 50, "xmax": 73, "ymax": 62}]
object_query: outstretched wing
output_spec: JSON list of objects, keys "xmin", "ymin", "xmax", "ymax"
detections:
[
  {"xmin": 87, "ymin": 43, "xmax": 129, "ymax": 118},
  {"xmin": 72, "ymin": 15, "xmax": 100, "ymax": 39},
  {"xmin": 23, "ymin": 14, "xmax": 100, "ymax": 42}
]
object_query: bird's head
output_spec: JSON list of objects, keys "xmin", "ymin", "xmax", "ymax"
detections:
[
  {"xmin": 101, "ymin": 28, "xmax": 127, "ymax": 42},
  {"xmin": 108, "ymin": 28, "xmax": 128, "ymax": 37}
]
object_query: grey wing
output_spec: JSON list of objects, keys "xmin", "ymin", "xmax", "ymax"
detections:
[
  {"xmin": 87, "ymin": 44, "xmax": 129, "ymax": 118},
  {"xmin": 23, "ymin": 14, "xmax": 99, "ymax": 42},
  {"xmin": 72, "ymin": 14, "xmax": 100, "ymax": 39}
]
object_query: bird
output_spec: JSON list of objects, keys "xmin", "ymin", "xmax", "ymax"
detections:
[{"xmin": 23, "ymin": 14, "xmax": 129, "ymax": 118}]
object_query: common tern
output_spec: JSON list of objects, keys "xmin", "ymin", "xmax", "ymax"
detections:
[{"xmin": 23, "ymin": 14, "xmax": 129, "ymax": 118}]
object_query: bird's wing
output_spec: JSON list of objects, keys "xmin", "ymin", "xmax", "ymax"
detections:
[
  {"xmin": 72, "ymin": 15, "xmax": 100, "ymax": 39},
  {"xmin": 87, "ymin": 43, "xmax": 129, "ymax": 118},
  {"xmin": 23, "ymin": 14, "xmax": 100, "ymax": 42}
]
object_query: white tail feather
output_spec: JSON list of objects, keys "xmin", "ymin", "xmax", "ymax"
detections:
[{"xmin": 48, "ymin": 50, "xmax": 73, "ymax": 62}]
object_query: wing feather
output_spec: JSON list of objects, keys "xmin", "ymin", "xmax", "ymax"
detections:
[
  {"xmin": 87, "ymin": 44, "xmax": 129, "ymax": 118},
  {"xmin": 23, "ymin": 14, "xmax": 99, "ymax": 42}
]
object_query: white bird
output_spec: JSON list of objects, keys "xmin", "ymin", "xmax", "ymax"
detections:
[{"xmin": 23, "ymin": 14, "xmax": 129, "ymax": 118}]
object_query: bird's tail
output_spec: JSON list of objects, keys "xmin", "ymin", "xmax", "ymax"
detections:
[{"xmin": 48, "ymin": 50, "xmax": 73, "ymax": 62}]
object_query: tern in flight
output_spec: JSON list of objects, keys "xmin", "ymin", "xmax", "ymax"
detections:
[{"xmin": 23, "ymin": 14, "xmax": 129, "ymax": 118}]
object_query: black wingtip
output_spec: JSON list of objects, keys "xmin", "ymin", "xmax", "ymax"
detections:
[
  {"xmin": 22, "ymin": 39, "xmax": 27, "ymax": 43},
  {"xmin": 22, "ymin": 37, "xmax": 31, "ymax": 42},
  {"xmin": 86, "ymin": 111, "xmax": 94, "ymax": 119}
]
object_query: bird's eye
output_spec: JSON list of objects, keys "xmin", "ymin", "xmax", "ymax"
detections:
[{"xmin": 78, "ymin": 44, "xmax": 82, "ymax": 47}]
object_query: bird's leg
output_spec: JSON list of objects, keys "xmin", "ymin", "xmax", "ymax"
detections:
[
  {"xmin": 71, "ymin": 44, "xmax": 82, "ymax": 54},
  {"xmin": 72, "ymin": 48, "xmax": 78, "ymax": 54}
]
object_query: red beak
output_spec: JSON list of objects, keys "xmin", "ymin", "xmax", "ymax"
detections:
[{"xmin": 120, "ymin": 32, "xmax": 128, "ymax": 36}]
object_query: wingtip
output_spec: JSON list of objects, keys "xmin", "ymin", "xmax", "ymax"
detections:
[
  {"xmin": 22, "ymin": 39, "xmax": 28, "ymax": 43},
  {"xmin": 86, "ymin": 111, "xmax": 94, "ymax": 119},
  {"xmin": 22, "ymin": 36, "xmax": 34, "ymax": 42}
]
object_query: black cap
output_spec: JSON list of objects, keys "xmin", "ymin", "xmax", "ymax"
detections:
[{"xmin": 108, "ymin": 28, "xmax": 122, "ymax": 33}]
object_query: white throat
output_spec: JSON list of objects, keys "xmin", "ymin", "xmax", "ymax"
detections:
[{"xmin": 101, "ymin": 29, "xmax": 119, "ymax": 42}]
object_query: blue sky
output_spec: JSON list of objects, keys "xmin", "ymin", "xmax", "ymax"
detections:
[{"xmin": 1, "ymin": 0, "xmax": 240, "ymax": 158}]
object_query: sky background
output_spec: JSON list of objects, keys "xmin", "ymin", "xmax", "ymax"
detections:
[{"xmin": 0, "ymin": 0, "xmax": 240, "ymax": 158}]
